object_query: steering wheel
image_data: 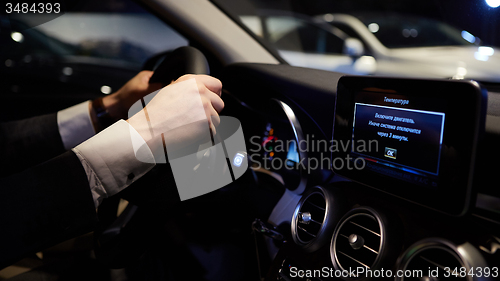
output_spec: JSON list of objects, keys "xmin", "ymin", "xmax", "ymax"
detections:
[
  {"xmin": 93, "ymin": 46, "xmax": 213, "ymax": 268},
  {"xmin": 146, "ymin": 46, "xmax": 210, "ymax": 84}
]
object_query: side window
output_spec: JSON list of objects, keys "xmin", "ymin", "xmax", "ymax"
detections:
[
  {"xmin": 0, "ymin": 0, "xmax": 188, "ymax": 120},
  {"xmin": 2, "ymin": 0, "xmax": 187, "ymax": 66}
]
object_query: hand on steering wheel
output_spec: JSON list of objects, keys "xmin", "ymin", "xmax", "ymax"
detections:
[
  {"xmin": 94, "ymin": 46, "xmax": 221, "ymax": 268},
  {"xmin": 127, "ymin": 74, "xmax": 223, "ymax": 160}
]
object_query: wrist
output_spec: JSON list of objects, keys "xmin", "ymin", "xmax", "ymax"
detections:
[
  {"xmin": 89, "ymin": 101, "xmax": 99, "ymax": 133},
  {"xmin": 127, "ymin": 113, "xmax": 153, "ymax": 143},
  {"xmin": 91, "ymin": 97, "xmax": 120, "ymax": 132},
  {"xmin": 127, "ymin": 114, "xmax": 165, "ymax": 162},
  {"xmin": 102, "ymin": 94, "xmax": 125, "ymax": 120}
]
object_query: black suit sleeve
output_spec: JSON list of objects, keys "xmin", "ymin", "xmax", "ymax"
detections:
[
  {"xmin": 0, "ymin": 151, "xmax": 98, "ymax": 269},
  {"xmin": 0, "ymin": 113, "xmax": 66, "ymax": 177}
]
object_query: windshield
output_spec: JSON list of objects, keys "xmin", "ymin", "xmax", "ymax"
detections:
[
  {"xmin": 212, "ymin": 0, "xmax": 500, "ymax": 83},
  {"xmin": 352, "ymin": 13, "xmax": 474, "ymax": 48}
]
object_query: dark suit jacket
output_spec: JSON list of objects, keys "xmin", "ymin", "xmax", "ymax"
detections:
[{"xmin": 0, "ymin": 113, "xmax": 98, "ymax": 269}]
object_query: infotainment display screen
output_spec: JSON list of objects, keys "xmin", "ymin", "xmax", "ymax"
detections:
[
  {"xmin": 352, "ymin": 92, "xmax": 446, "ymax": 188},
  {"xmin": 333, "ymin": 76, "xmax": 486, "ymax": 216}
]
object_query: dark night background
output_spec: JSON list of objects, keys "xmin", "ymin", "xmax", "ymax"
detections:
[
  {"xmin": 215, "ymin": 0, "xmax": 500, "ymax": 48},
  {"xmin": 51, "ymin": 0, "xmax": 500, "ymax": 48},
  {"xmin": 7, "ymin": 0, "xmax": 499, "ymax": 47}
]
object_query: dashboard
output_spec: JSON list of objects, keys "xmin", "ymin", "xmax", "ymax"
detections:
[{"xmin": 222, "ymin": 63, "xmax": 500, "ymax": 281}]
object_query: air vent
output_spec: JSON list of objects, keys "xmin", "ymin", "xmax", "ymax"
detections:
[
  {"xmin": 292, "ymin": 189, "xmax": 326, "ymax": 245},
  {"xmin": 291, "ymin": 186, "xmax": 342, "ymax": 252},
  {"xmin": 396, "ymin": 238, "xmax": 492, "ymax": 281},
  {"xmin": 330, "ymin": 207, "xmax": 390, "ymax": 279}
]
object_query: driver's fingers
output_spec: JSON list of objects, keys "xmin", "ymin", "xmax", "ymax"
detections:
[
  {"xmin": 176, "ymin": 74, "xmax": 222, "ymax": 96},
  {"xmin": 205, "ymin": 90, "xmax": 224, "ymax": 113},
  {"xmin": 139, "ymin": 70, "xmax": 154, "ymax": 80},
  {"xmin": 209, "ymin": 122, "xmax": 217, "ymax": 137},
  {"xmin": 196, "ymin": 75, "xmax": 222, "ymax": 96},
  {"xmin": 208, "ymin": 107, "xmax": 220, "ymax": 128}
]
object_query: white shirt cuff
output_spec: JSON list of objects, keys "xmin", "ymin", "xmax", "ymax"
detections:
[
  {"xmin": 57, "ymin": 101, "xmax": 96, "ymax": 150},
  {"xmin": 72, "ymin": 120, "xmax": 156, "ymax": 207}
]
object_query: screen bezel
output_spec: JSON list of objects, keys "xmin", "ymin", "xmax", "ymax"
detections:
[{"xmin": 333, "ymin": 76, "xmax": 486, "ymax": 216}]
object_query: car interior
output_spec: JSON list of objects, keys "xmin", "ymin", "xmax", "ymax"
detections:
[{"xmin": 0, "ymin": 0, "xmax": 499, "ymax": 281}]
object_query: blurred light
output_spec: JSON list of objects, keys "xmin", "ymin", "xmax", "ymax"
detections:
[
  {"xmin": 402, "ymin": 29, "xmax": 410, "ymax": 38},
  {"xmin": 475, "ymin": 47, "xmax": 494, "ymax": 61},
  {"xmin": 478, "ymin": 46, "xmax": 494, "ymax": 56},
  {"xmin": 455, "ymin": 66, "xmax": 467, "ymax": 79},
  {"xmin": 323, "ymin": 13, "xmax": 334, "ymax": 22},
  {"xmin": 10, "ymin": 32, "xmax": 24, "ymax": 43},
  {"xmin": 368, "ymin": 23, "xmax": 379, "ymax": 33},
  {"xmin": 410, "ymin": 29, "xmax": 418, "ymax": 37},
  {"xmin": 486, "ymin": 0, "xmax": 500, "ymax": 8},
  {"xmin": 62, "ymin": 67, "xmax": 73, "ymax": 76},
  {"xmin": 5, "ymin": 59, "xmax": 13, "ymax": 67},
  {"xmin": 474, "ymin": 52, "xmax": 489, "ymax": 61},
  {"xmin": 233, "ymin": 153, "xmax": 245, "ymax": 167},
  {"xmin": 100, "ymin": 85, "xmax": 112, "ymax": 94},
  {"xmin": 461, "ymin": 30, "xmax": 476, "ymax": 43}
]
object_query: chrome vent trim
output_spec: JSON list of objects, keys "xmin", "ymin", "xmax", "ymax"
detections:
[
  {"xmin": 330, "ymin": 207, "xmax": 385, "ymax": 279},
  {"xmin": 396, "ymin": 238, "xmax": 493, "ymax": 281},
  {"xmin": 292, "ymin": 185, "xmax": 344, "ymax": 252},
  {"xmin": 292, "ymin": 188, "xmax": 326, "ymax": 246}
]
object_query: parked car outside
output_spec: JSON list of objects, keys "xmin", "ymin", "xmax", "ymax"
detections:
[{"xmin": 239, "ymin": 11, "xmax": 500, "ymax": 82}]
